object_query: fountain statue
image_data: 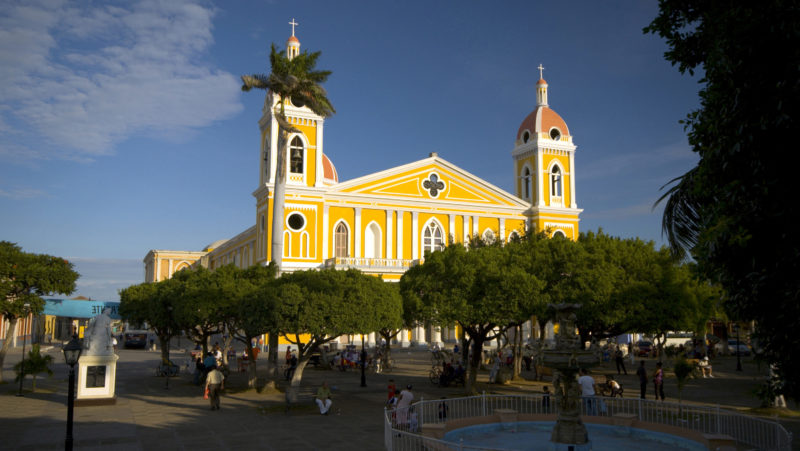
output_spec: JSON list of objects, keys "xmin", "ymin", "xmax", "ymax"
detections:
[{"xmin": 542, "ymin": 303, "xmax": 601, "ymax": 451}]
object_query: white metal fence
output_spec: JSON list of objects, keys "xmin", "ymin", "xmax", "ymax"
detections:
[{"xmin": 384, "ymin": 393, "xmax": 793, "ymax": 451}]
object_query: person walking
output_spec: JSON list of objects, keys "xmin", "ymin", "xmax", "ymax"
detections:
[
  {"xmin": 614, "ymin": 346, "xmax": 627, "ymax": 375},
  {"xmin": 395, "ymin": 384, "xmax": 414, "ymax": 429},
  {"xmin": 653, "ymin": 361, "xmax": 665, "ymax": 401},
  {"xmin": 205, "ymin": 365, "xmax": 224, "ymax": 410},
  {"xmin": 577, "ymin": 368, "xmax": 597, "ymax": 415},
  {"xmin": 315, "ymin": 381, "xmax": 333, "ymax": 415},
  {"xmin": 636, "ymin": 360, "xmax": 647, "ymax": 399}
]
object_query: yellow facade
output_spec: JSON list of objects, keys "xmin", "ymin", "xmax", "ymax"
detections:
[{"xmin": 142, "ymin": 32, "xmax": 582, "ymax": 346}]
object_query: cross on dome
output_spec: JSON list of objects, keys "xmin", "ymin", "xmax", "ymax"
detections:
[
  {"xmin": 538, "ymin": 64, "xmax": 545, "ymax": 80},
  {"xmin": 289, "ymin": 18, "xmax": 298, "ymax": 36}
]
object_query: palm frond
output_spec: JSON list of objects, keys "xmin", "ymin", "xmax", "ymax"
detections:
[{"xmin": 655, "ymin": 167, "xmax": 702, "ymax": 257}]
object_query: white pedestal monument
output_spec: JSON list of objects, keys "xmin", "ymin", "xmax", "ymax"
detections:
[{"xmin": 76, "ymin": 308, "xmax": 119, "ymax": 405}]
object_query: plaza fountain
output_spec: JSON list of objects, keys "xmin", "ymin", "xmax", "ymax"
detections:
[{"xmin": 542, "ymin": 303, "xmax": 601, "ymax": 450}]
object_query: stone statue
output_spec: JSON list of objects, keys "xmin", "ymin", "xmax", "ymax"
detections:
[{"xmin": 83, "ymin": 307, "xmax": 113, "ymax": 356}]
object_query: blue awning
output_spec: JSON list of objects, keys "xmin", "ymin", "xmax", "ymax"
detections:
[{"xmin": 42, "ymin": 298, "xmax": 121, "ymax": 319}]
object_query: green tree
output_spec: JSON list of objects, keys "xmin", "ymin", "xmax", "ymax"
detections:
[
  {"xmin": 277, "ymin": 269, "xmax": 402, "ymax": 388},
  {"xmin": 13, "ymin": 344, "xmax": 53, "ymax": 392},
  {"xmin": 119, "ymin": 279, "xmax": 179, "ymax": 365},
  {"xmin": 401, "ymin": 242, "xmax": 542, "ymax": 392},
  {"xmin": 645, "ymin": 1, "xmax": 800, "ymax": 399},
  {"xmin": 170, "ymin": 266, "xmax": 225, "ymax": 355},
  {"xmin": 241, "ymin": 44, "xmax": 335, "ymax": 372},
  {"xmin": 0, "ymin": 241, "xmax": 79, "ymax": 383},
  {"xmin": 224, "ymin": 263, "xmax": 280, "ymax": 388}
]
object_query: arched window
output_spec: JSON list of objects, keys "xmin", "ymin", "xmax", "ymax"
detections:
[
  {"xmin": 364, "ymin": 222, "xmax": 381, "ymax": 259},
  {"xmin": 553, "ymin": 230, "xmax": 567, "ymax": 239},
  {"xmin": 551, "ymin": 165, "xmax": 562, "ymax": 197},
  {"xmin": 422, "ymin": 222, "xmax": 444, "ymax": 254},
  {"xmin": 289, "ymin": 136, "xmax": 304, "ymax": 174},
  {"xmin": 522, "ymin": 167, "xmax": 532, "ymax": 200},
  {"xmin": 508, "ymin": 231, "xmax": 520, "ymax": 242},
  {"xmin": 334, "ymin": 222, "xmax": 349, "ymax": 258},
  {"xmin": 482, "ymin": 229, "xmax": 495, "ymax": 244}
]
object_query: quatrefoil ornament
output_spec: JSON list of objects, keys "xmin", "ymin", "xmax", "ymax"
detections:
[{"xmin": 423, "ymin": 173, "xmax": 445, "ymax": 198}]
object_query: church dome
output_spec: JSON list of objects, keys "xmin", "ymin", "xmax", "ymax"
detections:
[
  {"xmin": 517, "ymin": 106, "xmax": 569, "ymax": 142},
  {"xmin": 322, "ymin": 154, "xmax": 338, "ymax": 184}
]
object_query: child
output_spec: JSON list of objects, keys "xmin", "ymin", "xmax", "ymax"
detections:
[
  {"xmin": 438, "ymin": 397, "xmax": 449, "ymax": 420},
  {"xmin": 387, "ymin": 379, "xmax": 397, "ymax": 402}
]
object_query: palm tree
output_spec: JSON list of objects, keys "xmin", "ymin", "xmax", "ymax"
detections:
[
  {"xmin": 656, "ymin": 166, "xmax": 703, "ymax": 257},
  {"xmin": 241, "ymin": 44, "xmax": 335, "ymax": 276},
  {"xmin": 241, "ymin": 43, "xmax": 334, "ymax": 375}
]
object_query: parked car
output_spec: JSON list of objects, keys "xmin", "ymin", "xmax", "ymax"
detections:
[
  {"xmin": 715, "ymin": 339, "xmax": 751, "ymax": 356},
  {"xmin": 635, "ymin": 341, "xmax": 653, "ymax": 357}
]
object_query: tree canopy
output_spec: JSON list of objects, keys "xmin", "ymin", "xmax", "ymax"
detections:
[
  {"xmin": 0, "ymin": 241, "xmax": 78, "ymax": 383},
  {"xmin": 645, "ymin": 0, "xmax": 800, "ymax": 399}
]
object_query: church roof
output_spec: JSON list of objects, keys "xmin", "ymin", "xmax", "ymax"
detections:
[{"xmin": 517, "ymin": 106, "xmax": 569, "ymax": 141}]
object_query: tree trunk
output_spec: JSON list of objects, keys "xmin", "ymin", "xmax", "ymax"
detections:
[
  {"xmin": 290, "ymin": 357, "xmax": 310, "ymax": 388},
  {"xmin": 32, "ymin": 374, "xmax": 37, "ymax": 393},
  {"xmin": 222, "ymin": 332, "xmax": 234, "ymax": 366},
  {"xmin": 246, "ymin": 343, "xmax": 258, "ymax": 389},
  {"xmin": 0, "ymin": 316, "xmax": 18, "ymax": 383},
  {"xmin": 466, "ymin": 337, "xmax": 485, "ymax": 393},
  {"xmin": 512, "ymin": 324, "xmax": 523, "ymax": 380},
  {"xmin": 270, "ymin": 121, "xmax": 289, "ymax": 277},
  {"xmin": 268, "ymin": 332, "xmax": 279, "ymax": 378},
  {"xmin": 159, "ymin": 336, "xmax": 170, "ymax": 364}
]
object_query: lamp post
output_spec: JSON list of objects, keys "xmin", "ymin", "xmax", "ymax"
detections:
[
  {"xmin": 360, "ymin": 335, "xmax": 367, "ymax": 388},
  {"xmin": 63, "ymin": 335, "xmax": 82, "ymax": 451},
  {"xmin": 16, "ymin": 303, "xmax": 31, "ymax": 397},
  {"xmin": 165, "ymin": 305, "xmax": 173, "ymax": 390},
  {"xmin": 735, "ymin": 323, "xmax": 742, "ymax": 372}
]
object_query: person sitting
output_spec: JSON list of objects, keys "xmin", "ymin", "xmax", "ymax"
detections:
[
  {"xmin": 606, "ymin": 375, "xmax": 623, "ymax": 397},
  {"xmin": 315, "ymin": 381, "xmax": 333, "ymax": 415},
  {"xmin": 699, "ymin": 356, "xmax": 714, "ymax": 378}
]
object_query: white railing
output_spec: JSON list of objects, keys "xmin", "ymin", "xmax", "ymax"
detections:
[
  {"xmin": 383, "ymin": 393, "xmax": 792, "ymax": 451},
  {"xmin": 324, "ymin": 257, "xmax": 421, "ymax": 271}
]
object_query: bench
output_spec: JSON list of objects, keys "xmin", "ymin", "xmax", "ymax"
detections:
[{"xmin": 284, "ymin": 385, "xmax": 317, "ymax": 414}]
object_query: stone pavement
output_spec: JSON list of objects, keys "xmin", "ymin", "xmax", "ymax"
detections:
[{"xmin": 1, "ymin": 345, "xmax": 797, "ymax": 450}]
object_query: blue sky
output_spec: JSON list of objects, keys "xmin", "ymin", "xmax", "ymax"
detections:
[{"xmin": 0, "ymin": 0, "xmax": 700, "ymax": 300}]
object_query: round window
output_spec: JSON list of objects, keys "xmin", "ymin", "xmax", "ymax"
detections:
[
  {"xmin": 550, "ymin": 128, "xmax": 561, "ymax": 141},
  {"xmin": 287, "ymin": 213, "xmax": 305, "ymax": 231}
]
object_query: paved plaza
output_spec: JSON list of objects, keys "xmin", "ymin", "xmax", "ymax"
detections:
[{"xmin": 1, "ymin": 344, "xmax": 797, "ymax": 450}]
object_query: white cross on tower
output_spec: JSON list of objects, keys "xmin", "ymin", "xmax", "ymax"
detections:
[
  {"xmin": 538, "ymin": 64, "xmax": 545, "ymax": 79},
  {"xmin": 289, "ymin": 18, "xmax": 298, "ymax": 36}
]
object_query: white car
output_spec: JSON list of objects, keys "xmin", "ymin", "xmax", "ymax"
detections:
[{"xmin": 716, "ymin": 339, "xmax": 750, "ymax": 356}]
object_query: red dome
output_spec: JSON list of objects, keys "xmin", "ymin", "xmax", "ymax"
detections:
[
  {"xmin": 287, "ymin": 35, "xmax": 300, "ymax": 45},
  {"xmin": 517, "ymin": 106, "xmax": 569, "ymax": 142},
  {"xmin": 536, "ymin": 78, "xmax": 547, "ymax": 85},
  {"xmin": 322, "ymin": 154, "xmax": 338, "ymax": 183}
]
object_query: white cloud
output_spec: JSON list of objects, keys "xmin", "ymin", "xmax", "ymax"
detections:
[
  {"xmin": 0, "ymin": 187, "xmax": 48, "ymax": 199},
  {"xmin": 579, "ymin": 141, "xmax": 697, "ymax": 182},
  {"xmin": 0, "ymin": 0, "xmax": 242, "ymax": 162},
  {"xmin": 583, "ymin": 200, "xmax": 662, "ymax": 220}
]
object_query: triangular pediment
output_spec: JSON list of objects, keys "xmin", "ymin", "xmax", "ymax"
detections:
[{"xmin": 331, "ymin": 156, "xmax": 529, "ymax": 209}]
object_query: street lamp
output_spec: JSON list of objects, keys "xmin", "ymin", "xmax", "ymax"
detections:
[
  {"xmin": 165, "ymin": 305, "xmax": 173, "ymax": 390},
  {"xmin": 735, "ymin": 323, "xmax": 742, "ymax": 372},
  {"xmin": 63, "ymin": 335, "xmax": 82, "ymax": 451},
  {"xmin": 17, "ymin": 303, "xmax": 31, "ymax": 397},
  {"xmin": 360, "ymin": 334, "xmax": 367, "ymax": 387}
]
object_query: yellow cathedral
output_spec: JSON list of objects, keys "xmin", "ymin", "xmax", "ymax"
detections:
[{"xmin": 144, "ymin": 29, "xmax": 581, "ymax": 348}]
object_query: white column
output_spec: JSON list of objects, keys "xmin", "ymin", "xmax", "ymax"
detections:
[
  {"xmin": 432, "ymin": 327, "xmax": 442, "ymax": 347},
  {"xmin": 386, "ymin": 210, "xmax": 393, "ymax": 259},
  {"xmin": 499, "ymin": 218, "xmax": 506, "ymax": 242},
  {"xmin": 368, "ymin": 332, "xmax": 376, "ymax": 347},
  {"xmin": 462, "ymin": 215, "xmax": 470, "ymax": 243},
  {"xmin": 400, "ymin": 328, "xmax": 410, "ymax": 348},
  {"xmin": 411, "ymin": 211, "xmax": 419, "ymax": 260},
  {"xmin": 536, "ymin": 148, "xmax": 545, "ymax": 207},
  {"xmin": 472, "ymin": 215, "xmax": 479, "ymax": 237},
  {"xmin": 355, "ymin": 207, "xmax": 362, "ymax": 258},
  {"xmin": 270, "ymin": 116, "xmax": 279, "ymax": 183},
  {"xmin": 396, "ymin": 211, "xmax": 404, "ymax": 259},
  {"xmin": 569, "ymin": 150, "xmax": 577, "ymax": 208},
  {"xmin": 322, "ymin": 205, "xmax": 329, "ymax": 260},
  {"xmin": 448, "ymin": 214, "xmax": 455, "ymax": 244},
  {"xmin": 315, "ymin": 120, "xmax": 324, "ymax": 187},
  {"xmin": 415, "ymin": 325, "xmax": 426, "ymax": 346}
]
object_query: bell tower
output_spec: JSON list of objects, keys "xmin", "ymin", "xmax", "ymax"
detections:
[
  {"xmin": 511, "ymin": 66, "xmax": 581, "ymax": 237},
  {"xmin": 257, "ymin": 20, "xmax": 327, "ymax": 190}
]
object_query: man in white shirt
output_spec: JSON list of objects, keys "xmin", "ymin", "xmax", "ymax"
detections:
[{"xmin": 577, "ymin": 368, "xmax": 597, "ymax": 415}]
